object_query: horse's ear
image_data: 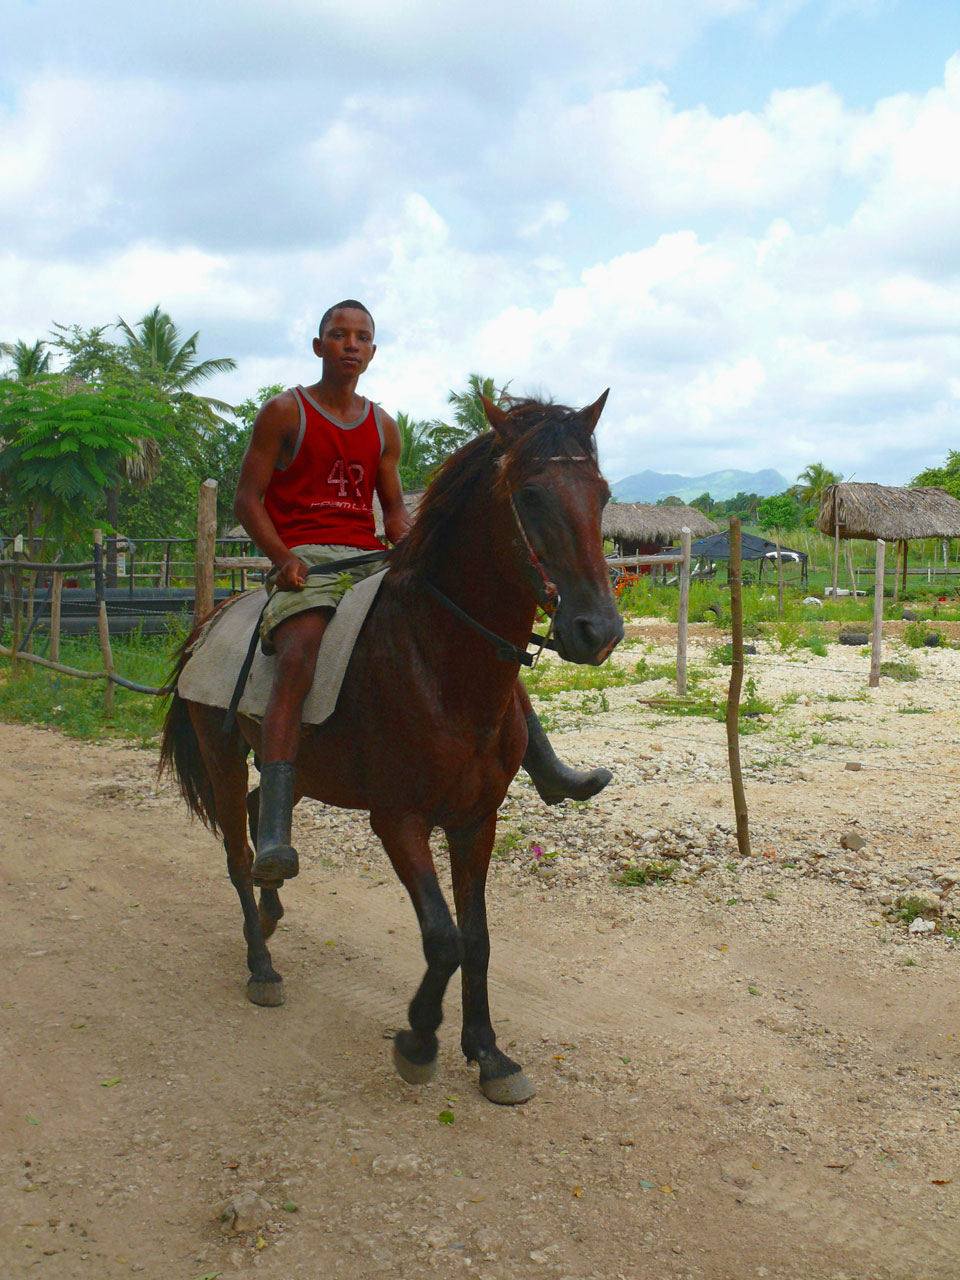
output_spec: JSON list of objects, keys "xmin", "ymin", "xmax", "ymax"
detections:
[
  {"xmin": 481, "ymin": 394, "xmax": 517, "ymax": 442},
  {"xmin": 581, "ymin": 389, "xmax": 610, "ymax": 435}
]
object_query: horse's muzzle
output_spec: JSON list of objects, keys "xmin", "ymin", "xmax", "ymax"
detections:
[{"xmin": 553, "ymin": 607, "xmax": 624, "ymax": 666}]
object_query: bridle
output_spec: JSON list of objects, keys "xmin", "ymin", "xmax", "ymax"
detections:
[{"xmin": 424, "ymin": 452, "xmax": 595, "ymax": 667}]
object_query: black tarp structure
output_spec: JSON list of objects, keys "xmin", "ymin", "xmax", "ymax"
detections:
[{"xmin": 686, "ymin": 530, "xmax": 808, "ymax": 586}]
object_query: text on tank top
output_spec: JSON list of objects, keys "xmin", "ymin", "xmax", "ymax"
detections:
[{"xmin": 263, "ymin": 386, "xmax": 386, "ymax": 550}]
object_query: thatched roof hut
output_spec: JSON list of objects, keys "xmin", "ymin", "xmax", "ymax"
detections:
[
  {"xmin": 602, "ymin": 503, "xmax": 718, "ymax": 550},
  {"xmin": 815, "ymin": 483, "xmax": 960, "ymax": 541}
]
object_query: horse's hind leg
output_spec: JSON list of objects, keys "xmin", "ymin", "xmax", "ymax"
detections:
[
  {"xmin": 245, "ymin": 785, "xmax": 284, "ymax": 942},
  {"xmin": 189, "ymin": 707, "xmax": 284, "ymax": 1006},
  {"xmin": 370, "ymin": 811, "xmax": 463, "ymax": 1085},
  {"xmin": 447, "ymin": 815, "xmax": 536, "ymax": 1104}
]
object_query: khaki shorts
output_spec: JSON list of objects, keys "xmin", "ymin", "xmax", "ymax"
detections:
[{"xmin": 259, "ymin": 543, "xmax": 387, "ymax": 653}]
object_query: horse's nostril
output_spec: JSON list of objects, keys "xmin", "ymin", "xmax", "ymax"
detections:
[{"xmin": 573, "ymin": 616, "xmax": 603, "ymax": 650}]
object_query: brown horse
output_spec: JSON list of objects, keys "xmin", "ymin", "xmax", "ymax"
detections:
[{"xmin": 160, "ymin": 393, "xmax": 622, "ymax": 1103}]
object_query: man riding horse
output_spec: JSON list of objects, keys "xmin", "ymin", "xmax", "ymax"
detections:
[{"xmin": 233, "ymin": 300, "xmax": 612, "ymax": 886}]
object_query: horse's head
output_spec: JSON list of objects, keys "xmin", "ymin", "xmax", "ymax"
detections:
[{"xmin": 483, "ymin": 393, "xmax": 625, "ymax": 666}]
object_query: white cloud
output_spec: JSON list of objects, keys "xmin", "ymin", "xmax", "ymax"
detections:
[{"xmin": 2, "ymin": 6, "xmax": 959, "ymax": 492}]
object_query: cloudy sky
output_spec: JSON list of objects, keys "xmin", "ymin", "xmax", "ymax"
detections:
[{"xmin": 2, "ymin": 0, "xmax": 959, "ymax": 487}]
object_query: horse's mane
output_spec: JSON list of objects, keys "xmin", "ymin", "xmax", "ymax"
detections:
[{"xmin": 390, "ymin": 397, "xmax": 599, "ymax": 578}]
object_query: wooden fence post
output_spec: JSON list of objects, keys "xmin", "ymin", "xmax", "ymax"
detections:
[
  {"xmin": 845, "ymin": 540, "xmax": 858, "ymax": 598},
  {"xmin": 869, "ymin": 539, "xmax": 885, "ymax": 688},
  {"xmin": 49, "ymin": 568, "xmax": 63, "ymax": 665},
  {"xmin": 11, "ymin": 534, "xmax": 25, "ymax": 673},
  {"xmin": 93, "ymin": 530, "xmax": 115, "ymax": 711},
  {"xmin": 726, "ymin": 518, "xmax": 751, "ymax": 857},
  {"xmin": 677, "ymin": 527, "xmax": 691, "ymax": 696},
  {"xmin": 831, "ymin": 493, "xmax": 840, "ymax": 600},
  {"xmin": 194, "ymin": 479, "xmax": 218, "ymax": 626}
]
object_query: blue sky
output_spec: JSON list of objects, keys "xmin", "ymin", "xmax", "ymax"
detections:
[{"xmin": 2, "ymin": 0, "xmax": 959, "ymax": 488}]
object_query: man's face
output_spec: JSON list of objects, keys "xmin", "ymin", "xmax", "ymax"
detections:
[{"xmin": 312, "ymin": 308, "xmax": 376, "ymax": 379}]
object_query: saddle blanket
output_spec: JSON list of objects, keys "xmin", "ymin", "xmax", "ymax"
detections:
[{"xmin": 177, "ymin": 570, "xmax": 387, "ymax": 725}]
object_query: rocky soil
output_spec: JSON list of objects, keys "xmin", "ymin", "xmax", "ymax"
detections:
[{"xmin": 1, "ymin": 622, "xmax": 959, "ymax": 1279}]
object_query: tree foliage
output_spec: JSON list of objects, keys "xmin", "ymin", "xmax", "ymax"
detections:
[
  {"xmin": 0, "ymin": 373, "xmax": 169, "ymax": 544},
  {"xmin": 116, "ymin": 305, "xmax": 237, "ymax": 420},
  {"xmin": 757, "ymin": 493, "xmax": 799, "ymax": 534},
  {"xmin": 911, "ymin": 450, "xmax": 960, "ymax": 501}
]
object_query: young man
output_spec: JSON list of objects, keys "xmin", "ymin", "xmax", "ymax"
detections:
[{"xmin": 233, "ymin": 300, "xmax": 610, "ymax": 886}]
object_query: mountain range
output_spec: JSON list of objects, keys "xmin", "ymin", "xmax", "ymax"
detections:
[{"xmin": 610, "ymin": 468, "xmax": 789, "ymax": 504}]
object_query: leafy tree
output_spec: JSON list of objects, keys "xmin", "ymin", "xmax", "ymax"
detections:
[
  {"xmin": 757, "ymin": 494, "xmax": 799, "ymax": 617},
  {"xmin": 54, "ymin": 316, "xmax": 239, "ymax": 577},
  {"xmin": 396, "ymin": 412, "xmax": 440, "ymax": 492},
  {"xmin": 0, "ymin": 374, "xmax": 168, "ymax": 547},
  {"xmin": 709, "ymin": 491, "xmax": 762, "ymax": 522},
  {"xmin": 116, "ymin": 305, "xmax": 237, "ymax": 419},
  {"xmin": 690, "ymin": 492, "xmax": 714, "ymax": 515},
  {"xmin": 656, "ymin": 495, "xmax": 685, "ymax": 507},
  {"xmin": 911, "ymin": 451, "xmax": 960, "ymax": 501}
]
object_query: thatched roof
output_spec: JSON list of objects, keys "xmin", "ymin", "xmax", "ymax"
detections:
[
  {"xmin": 602, "ymin": 502, "xmax": 719, "ymax": 543},
  {"xmin": 815, "ymin": 483, "xmax": 960, "ymax": 541}
]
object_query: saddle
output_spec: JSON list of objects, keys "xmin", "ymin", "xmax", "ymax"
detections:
[{"xmin": 177, "ymin": 570, "xmax": 388, "ymax": 725}]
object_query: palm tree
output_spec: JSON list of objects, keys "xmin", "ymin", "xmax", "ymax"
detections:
[
  {"xmin": 446, "ymin": 373, "xmax": 509, "ymax": 440},
  {"xmin": 109, "ymin": 307, "xmax": 237, "ymax": 583},
  {"xmin": 116, "ymin": 305, "xmax": 237, "ymax": 419},
  {"xmin": 792, "ymin": 462, "xmax": 842, "ymax": 526},
  {"xmin": 1, "ymin": 338, "xmax": 52, "ymax": 379},
  {"xmin": 396, "ymin": 412, "xmax": 439, "ymax": 491}
]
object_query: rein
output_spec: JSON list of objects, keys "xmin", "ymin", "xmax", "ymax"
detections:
[{"xmin": 420, "ymin": 578, "xmax": 559, "ymax": 668}]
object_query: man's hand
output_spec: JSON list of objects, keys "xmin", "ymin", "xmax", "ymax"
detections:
[{"xmin": 275, "ymin": 554, "xmax": 308, "ymax": 591}]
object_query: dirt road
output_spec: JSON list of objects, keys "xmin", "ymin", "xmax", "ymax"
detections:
[{"xmin": 2, "ymin": 638, "xmax": 959, "ymax": 1280}]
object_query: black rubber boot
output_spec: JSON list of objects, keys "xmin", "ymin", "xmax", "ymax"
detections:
[
  {"xmin": 252, "ymin": 762, "xmax": 299, "ymax": 886},
  {"xmin": 521, "ymin": 711, "xmax": 612, "ymax": 805}
]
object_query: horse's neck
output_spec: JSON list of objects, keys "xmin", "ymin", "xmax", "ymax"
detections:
[
  {"xmin": 385, "ymin": 486, "xmax": 537, "ymax": 723},
  {"xmin": 434, "ymin": 487, "xmax": 537, "ymax": 650}
]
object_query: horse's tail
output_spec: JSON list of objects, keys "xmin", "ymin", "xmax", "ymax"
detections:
[{"xmin": 158, "ymin": 617, "xmax": 229, "ymax": 835}]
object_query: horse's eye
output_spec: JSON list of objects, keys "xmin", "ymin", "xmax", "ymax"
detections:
[{"xmin": 518, "ymin": 486, "xmax": 544, "ymax": 509}]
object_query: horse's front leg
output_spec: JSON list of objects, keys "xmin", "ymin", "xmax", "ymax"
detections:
[
  {"xmin": 370, "ymin": 810, "xmax": 463, "ymax": 1085},
  {"xmin": 447, "ymin": 815, "xmax": 536, "ymax": 1104}
]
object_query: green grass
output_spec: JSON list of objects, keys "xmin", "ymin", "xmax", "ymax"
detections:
[
  {"xmin": 524, "ymin": 654, "xmax": 675, "ymax": 695},
  {"xmin": 616, "ymin": 860, "xmax": 678, "ymax": 887},
  {"xmin": 0, "ymin": 626, "xmax": 179, "ymax": 745},
  {"xmin": 878, "ymin": 660, "xmax": 921, "ymax": 682}
]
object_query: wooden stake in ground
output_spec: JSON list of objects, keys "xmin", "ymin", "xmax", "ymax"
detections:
[
  {"xmin": 49, "ymin": 568, "xmax": 63, "ymax": 665},
  {"xmin": 832, "ymin": 491, "xmax": 840, "ymax": 600},
  {"xmin": 726, "ymin": 518, "xmax": 751, "ymax": 857},
  {"xmin": 194, "ymin": 479, "xmax": 218, "ymax": 626},
  {"xmin": 676, "ymin": 526, "xmax": 691, "ymax": 696},
  {"xmin": 869, "ymin": 539, "xmax": 885, "ymax": 688},
  {"xmin": 845, "ymin": 539, "xmax": 858, "ymax": 598},
  {"xmin": 93, "ymin": 529, "xmax": 116, "ymax": 712},
  {"xmin": 11, "ymin": 534, "xmax": 25, "ymax": 674}
]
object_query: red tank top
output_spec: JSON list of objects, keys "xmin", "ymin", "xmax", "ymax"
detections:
[{"xmin": 263, "ymin": 386, "xmax": 386, "ymax": 550}]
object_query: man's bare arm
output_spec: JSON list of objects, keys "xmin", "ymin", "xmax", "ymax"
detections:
[
  {"xmin": 376, "ymin": 410, "xmax": 412, "ymax": 546},
  {"xmin": 233, "ymin": 390, "xmax": 308, "ymax": 590}
]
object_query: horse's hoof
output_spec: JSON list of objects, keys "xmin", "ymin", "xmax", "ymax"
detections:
[
  {"xmin": 393, "ymin": 1041, "xmax": 438, "ymax": 1085},
  {"xmin": 480, "ymin": 1069, "xmax": 536, "ymax": 1105},
  {"xmin": 246, "ymin": 977, "xmax": 285, "ymax": 1007}
]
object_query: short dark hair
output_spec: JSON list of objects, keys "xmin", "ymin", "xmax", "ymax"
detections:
[{"xmin": 318, "ymin": 299, "xmax": 375, "ymax": 338}]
